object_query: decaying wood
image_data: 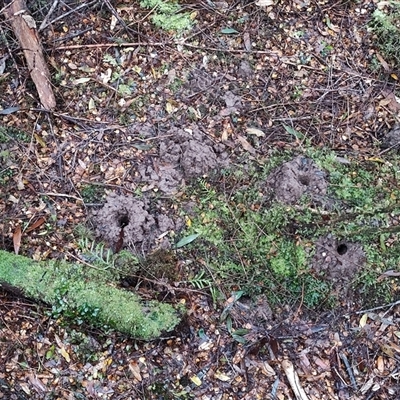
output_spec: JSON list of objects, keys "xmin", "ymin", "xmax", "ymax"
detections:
[
  {"xmin": 3, "ymin": 0, "xmax": 56, "ymax": 110},
  {"xmin": 282, "ymin": 359, "xmax": 310, "ymax": 400}
]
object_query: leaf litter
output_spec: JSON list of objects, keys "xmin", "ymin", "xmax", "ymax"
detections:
[{"xmin": 0, "ymin": 0, "xmax": 400, "ymax": 398}]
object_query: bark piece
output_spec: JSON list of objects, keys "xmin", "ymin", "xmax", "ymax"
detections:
[{"xmin": 3, "ymin": 0, "xmax": 56, "ymax": 110}]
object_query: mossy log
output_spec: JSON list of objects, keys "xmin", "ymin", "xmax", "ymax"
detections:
[{"xmin": 0, "ymin": 250, "xmax": 180, "ymax": 340}]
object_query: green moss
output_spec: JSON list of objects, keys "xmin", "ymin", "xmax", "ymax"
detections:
[
  {"xmin": 0, "ymin": 250, "xmax": 180, "ymax": 340},
  {"xmin": 139, "ymin": 0, "xmax": 192, "ymax": 32}
]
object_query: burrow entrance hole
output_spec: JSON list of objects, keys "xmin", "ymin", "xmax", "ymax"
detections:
[
  {"xmin": 337, "ymin": 243, "xmax": 348, "ymax": 255},
  {"xmin": 118, "ymin": 214, "xmax": 130, "ymax": 228},
  {"xmin": 298, "ymin": 175, "xmax": 310, "ymax": 186}
]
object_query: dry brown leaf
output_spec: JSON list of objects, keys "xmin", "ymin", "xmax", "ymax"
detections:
[
  {"xmin": 190, "ymin": 375, "xmax": 202, "ymax": 386},
  {"xmin": 28, "ymin": 374, "xmax": 47, "ymax": 393},
  {"xmin": 237, "ymin": 135, "xmax": 256, "ymax": 154},
  {"xmin": 129, "ymin": 361, "xmax": 142, "ymax": 382},
  {"xmin": 380, "ymin": 90, "xmax": 400, "ymax": 112},
  {"xmin": 13, "ymin": 225, "xmax": 22, "ymax": 255},
  {"xmin": 359, "ymin": 313, "xmax": 368, "ymax": 327},
  {"xmin": 299, "ymin": 351, "xmax": 312, "ymax": 374},
  {"xmin": 376, "ymin": 355, "xmax": 385, "ymax": 372},
  {"xmin": 377, "ymin": 270, "xmax": 400, "ymax": 281},
  {"xmin": 243, "ymin": 32, "xmax": 252, "ymax": 51},
  {"xmin": 313, "ymin": 356, "xmax": 330, "ymax": 371},
  {"xmin": 214, "ymin": 370, "xmax": 231, "ymax": 381},
  {"xmin": 25, "ymin": 217, "xmax": 46, "ymax": 233},
  {"xmin": 376, "ymin": 52, "xmax": 390, "ymax": 72},
  {"xmin": 246, "ymin": 127, "xmax": 265, "ymax": 137},
  {"xmin": 260, "ymin": 360, "xmax": 276, "ymax": 376}
]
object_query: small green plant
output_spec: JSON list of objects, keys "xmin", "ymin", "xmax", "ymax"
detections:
[
  {"xmin": 80, "ymin": 184, "xmax": 105, "ymax": 203},
  {"xmin": 0, "ymin": 126, "xmax": 30, "ymax": 143},
  {"xmin": 77, "ymin": 237, "xmax": 139, "ymax": 276},
  {"xmin": 319, "ymin": 41, "xmax": 334, "ymax": 57},
  {"xmin": 369, "ymin": 2, "xmax": 400, "ymax": 67},
  {"xmin": 139, "ymin": 0, "xmax": 193, "ymax": 32},
  {"xmin": 169, "ymin": 77, "xmax": 183, "ymax": 93},
  {"xmin": 189, "ymin": 270, "xmax": 211, "ymax": 289},
  {"xmin": 0, "ymin": 166, "xmax": 14, "ymax": 185}
]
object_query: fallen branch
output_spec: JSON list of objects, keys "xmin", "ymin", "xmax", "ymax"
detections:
[
  {"xmin": 0, "ymin": 250, "xmax": 181, "ymax": 340},
  {"xmin": 3, "ymin": 0, "xmax": 56, "ymax": 110}
]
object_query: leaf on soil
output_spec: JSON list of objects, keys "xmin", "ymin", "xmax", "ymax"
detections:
[
  {"xmin": 129, "ymin": 361, "xmax": 142, "ymax": 381},
  {"xmin": 214, "ymin": 371, "xmax": 231, "ymax": 381},
  {"xmin": 281, "ymin": 359, "xmax": 309, "ymax": 400},
  {"xmin": 246, "ymin": 127, "xmax": 265, "ymax": 137},
  {"xmin": 255, "ymin": 0, "xmax": 274, "ymax": 6},
  {"xmin": 166, "ymin": 99, "xmax": 180, "ymax": 114},
  {"xmin": 13, "ymin": 225, "xmax": 22, "ymax": 255},
  {"xmin": 379, "ymin": 90, "xmax": 400, "ymax": 112},
  {"xmin": 175, "ymin": 233, "xmax": 200, "ymax": 248},
  {"xmin": 243, "ymin": 32, "xmax": 251, "ymax": 51},
  {"xmin": 377, "ymin": 269, "xmax": 400, "ymax": 281},
  {"xmin": 232, "ymin": 334, "xmax": 246, "ymax": 344},
  {"xmin": 28, "ymin": 374, "xmax": 46, "ymax": 393},
  {"xmin": 324, "ymin": 15, "xmax": 340, "ymax": 33},
  {"xmin": 88, "ymin": 98, "xmax": 96, "ymax": 111},
  {"xmin": 19, "ymin": 382, "xmax": 31, "ymax": 396},
  {"xmin": 22, "ymin": 14, "xmax": 36, "ymax": 29},
  {"xmin": 45, "ymin": 345, "xmax": 55, "ymax": 360},
  {"xmin": 55, "ymin": 334, "xmax": 70, "ymax": 362},
  {"xmin": 359, "ymin": 313, "xmax": 368, "ymax": 327},
  {"xmin": 376, "ymin": 52, "xmax": 390, "ymax": 71},
  {"xmin": 237, "ymin": 135, "xmax": 256, "ymax": 154},
  {"xmin": 0, "ymin": 106, "xmax": 20, "ymax": 115},
  {"xmin": 260, "ymin": 361, "xmax": 276, "ymax": 376},
  {"xmin": 283, "ymin": 124, "xmax": 304, "ymax": 139},
  {"xmin": 0, "ymin": 55, "xmax": 7, "ymax": 74},
  {"xmin": 34, "ymin": 133, "xmax": 47, "ymax": 148},
  {"xmin": 72, "ymin": 77, "xmax": 91, "ymax": 85},
  {"xmin": 221, "ymin": 27, "xmax": 239, "ymax": 34},
  {"xmin": 25, "ymin": 217, "xmax": 46, "ymax": 233},
  {"xmin": 190, "ymin": 375, "xmax": 202, "ymax": 386}
]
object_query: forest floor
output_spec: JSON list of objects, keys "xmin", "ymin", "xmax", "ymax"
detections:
[{"xmin": 1, "ymin": 0, "xmax": 400, "ymax": 399}]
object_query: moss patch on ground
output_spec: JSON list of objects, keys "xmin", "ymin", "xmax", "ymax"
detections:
[{"xmin": 179, "ymin": 147, "xmax": 400, "ymax": 309}]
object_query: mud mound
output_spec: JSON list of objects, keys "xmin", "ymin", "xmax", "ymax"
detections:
[
  {"xmin": 92, "ymin": 194, "xmax": 182, "ymax": 254},
  {"xmin": 381, "ymin": 123, "xmax": 400, "ymax": 149},
  {"xmin": 138, "ymin": 126, "xmax": 229, "ymax": 194},
  {"xmin": 311, "ymin": 234, "xmax": 366, "ymax": 288},
  {"xmin": 266, "ymin": 156, "xmax": 328, "ymax": 205}
]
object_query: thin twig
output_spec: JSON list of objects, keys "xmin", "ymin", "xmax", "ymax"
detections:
[
  {"xmin": 40, "ymin": 1, "xmax": 97, "ymax": 32},
  {"xmin": 339, "ymin": 352, "xmax": 357, "ymax": 390},
  {"xmin": 352, "ymin": 299, "xmax": 400, "ymax": 315},
  {"xmin": 0, "ymin": 0, "xmax": 16, "ymax": 15},
  {"xmin": 38, "ymin": 0, "xmax": 59, "ymax": 32},
  {"xmin": 52, "ymin": 41, "xmax": 165, "ymax": 50},
  {"xmin": 38, "ymin": 192, "xmax": 83, "ymax": 202}
]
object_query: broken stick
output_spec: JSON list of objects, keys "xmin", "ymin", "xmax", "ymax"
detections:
[{"xmin": 3, "ymin": 0, "xmax": 56, "ymax": 110}]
